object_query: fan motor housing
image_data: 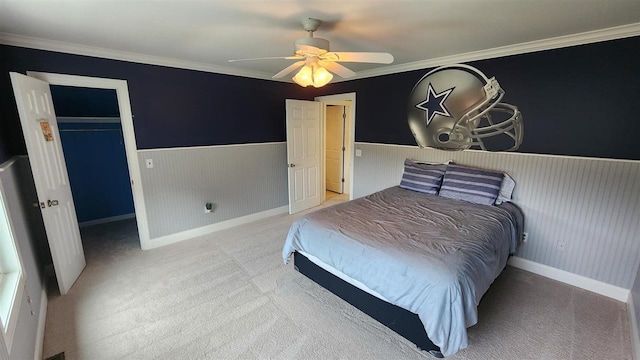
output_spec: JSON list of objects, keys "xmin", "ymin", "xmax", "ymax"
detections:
[{"xmin": 295, "ymin": 37, "xmax": 330, "ymax": 52}]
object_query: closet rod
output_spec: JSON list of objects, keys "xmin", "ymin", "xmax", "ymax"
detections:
[
  {"xmin": 59, "ymin": 129, "xmax": 121, "ymax": 132},
  {"xmin": 57, "ymin": 116, "xmax": 121, "ymax": 123}
]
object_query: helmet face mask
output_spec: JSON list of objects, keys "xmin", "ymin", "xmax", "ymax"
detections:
[{"xmin": 407, "ymin": 64, "xmax": 523, "ymax": 151}]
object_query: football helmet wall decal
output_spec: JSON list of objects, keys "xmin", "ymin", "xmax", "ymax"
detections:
[{"xmin": 407, "ymin": 64, "xmax": 523, "ymax": 151}]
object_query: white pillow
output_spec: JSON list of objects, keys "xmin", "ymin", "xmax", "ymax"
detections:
[
  {"xmin": 409, "ymin": 158, "xmax": 453, "ymax": 166},
  {"xmin": 495, "ymin": 173, "xmax": 516, "ymax": 205}
]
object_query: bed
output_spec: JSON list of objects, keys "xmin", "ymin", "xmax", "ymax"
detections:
[{"xmin": 282, "ymin": 167, "xmax": 524, "ymax": 357}]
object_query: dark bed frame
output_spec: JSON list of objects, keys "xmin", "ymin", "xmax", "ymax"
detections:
[{"xmin": 293, "ymin": 251, "xmax": 444, "ymax": 358}]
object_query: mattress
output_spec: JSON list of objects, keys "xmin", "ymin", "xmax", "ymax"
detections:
[
  {"xmin": 282, "ymin": 186, "xmax": 523, "ymax": 356},
  {"xmin": 298, "ymin": 250, "xmax": 391, "ymax": 302}
]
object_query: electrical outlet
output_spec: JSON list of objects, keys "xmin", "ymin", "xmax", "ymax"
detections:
[
  {"xmin": 557, "ymin": 240, "xmax": 566, "ymax": 252},
  {"xmin": 204, "ymin": 202, "xmax": 213, "ymax": 213},
  {"xmin": 522, "ymin": 232, "xmax": 528, "ymax": 243}
]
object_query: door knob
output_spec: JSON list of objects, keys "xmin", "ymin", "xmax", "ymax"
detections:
[
  {"xmin": 47, "ymin": 199, "xmax": 59, "ymax": 207},
  {"xmin": 288, "ymin": 164, "xmax": 296, "ymax": 168}
]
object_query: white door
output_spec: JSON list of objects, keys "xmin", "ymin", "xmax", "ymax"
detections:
[
  {"xmin": 10, "ymin": 72, "xmax": 85, "ymax": 295},
  {"xmin": 325, "ymin": 105, "xmax": 345, "ymax": 193},
  {"xmin": 286, "ymin": 99, "xmax": 321, "ymax": 214}
]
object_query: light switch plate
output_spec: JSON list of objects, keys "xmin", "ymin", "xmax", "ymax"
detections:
[{"xmin": 355, "ymin": 149, "xmax": 362, "ymax": 157}]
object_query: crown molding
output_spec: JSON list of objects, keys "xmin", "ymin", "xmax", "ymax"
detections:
[
  {"xmin": 1, "ymin": 22, "xmax": 639, "ymax": 82},
  {"xmin": 0, "ymin": 32, "xmax": 281, "ymax": 81},
  {"xmin": 351, "ymin": 22, "xmax": 640, "ymax": 80}
]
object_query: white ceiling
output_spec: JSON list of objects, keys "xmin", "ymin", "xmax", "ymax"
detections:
[{"xmin": 1, "ymin": 0, "xmax": 640, "ymax": 82}]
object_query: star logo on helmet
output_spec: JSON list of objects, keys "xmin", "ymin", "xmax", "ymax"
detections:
[{"xmin": 415, "ymin": 83, "xmax": 454, "ymax": 127}]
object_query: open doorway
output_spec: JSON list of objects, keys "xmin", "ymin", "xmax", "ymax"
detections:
[
  {"xmin": 51, "ymin": 85, "xmax": 137, "ymax": 253},
  {"xmin": 14, "ymin": 72, "xmax": 150, "ymax": 295},
  {"xmin": 27, "ymin": 72, "xmax": 150, "ymax": 251},
  {"xmin": 325, "ymin": 105, "xmax": 346, "ymax": 195},
  {"xmin": 284, "ymin": 93, "xmax": 355, "ymax": 214},
  {"xmin": 52, "ymin": 87, "xmax": 134, "ymax": 224},
  {"xmin": 11, "ymin": 72, "xmax": 149, "ymax": 294},
  {"xmin": 315, "ymin": 93, "xmax": 355, "ymax": 203}
]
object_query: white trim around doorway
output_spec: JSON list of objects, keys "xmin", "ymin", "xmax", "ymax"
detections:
[
  {"xmin": 25, "ymin": 71, "xmax": 150, "ymax": 249},
  {"xmin": 315, "ymin": 92, "xmax": 356, "ymax": 201}
]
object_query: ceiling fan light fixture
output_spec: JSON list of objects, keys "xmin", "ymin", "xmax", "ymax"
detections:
[
  {"xmin": 292, "ymin": 63, "xmax": 333, "ymax": 88},
  {"xmin": 292, "ymin": 65, "xmax": 313, "ymax": 87},
  {"xmin": 311, "ymin": 64, "xmax": 333, "ymax": 88}
]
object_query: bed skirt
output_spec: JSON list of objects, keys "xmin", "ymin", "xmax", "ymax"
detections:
[{"xmin": 293, "ymin": 251, "xmax": 443, "ymax": 358}]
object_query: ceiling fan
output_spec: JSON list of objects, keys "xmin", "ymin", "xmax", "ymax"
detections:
[{"xmin": 228, "ymin": 18, "xmax": 394, "ymax": 87}]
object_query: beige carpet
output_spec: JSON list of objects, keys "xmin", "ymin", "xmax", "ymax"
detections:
[{"xmin": 43, "ymin": 201, "xmax": 632, "ymax": 359}]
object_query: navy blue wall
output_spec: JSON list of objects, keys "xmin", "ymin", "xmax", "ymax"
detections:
[
  {"xmin": 51, "ymin": 86, "xmax": 120, "ymax": 117},
  {"xmin": 51, "ymin": 85, "xmax": 134, "ymax": 223},
  {"xmin": 57, "ymin": 122, "xmax": 135, "ymax": 222},
  {"xmin": 0, "ymin": 45, "xmax": 314, "ymax": 164},
  {"xmin": 2, "ymin": 36, "xmax": 640, "ymax": 162},
  {"xmin": 314, "ymin": 36, "xmax": 640, "ymax": 160}
]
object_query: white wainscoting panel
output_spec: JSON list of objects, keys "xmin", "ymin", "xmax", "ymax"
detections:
[
  {"xmin": 353, "ymin": 143, "xmax": 640, "ymax": 289},
  {"xmin": 138, "ymin": 143, "xmax": 288, "ymax": 239}
]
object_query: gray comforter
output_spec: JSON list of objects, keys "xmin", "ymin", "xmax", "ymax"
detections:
[{"xmin": 282, "ymin": 186, "xmax": 523, "ymax": 356}]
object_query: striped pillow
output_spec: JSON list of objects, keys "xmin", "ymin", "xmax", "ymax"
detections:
[
  {"xmin": 439, "ymin": 164, "xmax": 504, "ymax": 205},
  {"xmin": 399, "ymin": 159, "xmax": 448, "ymax": 195}
]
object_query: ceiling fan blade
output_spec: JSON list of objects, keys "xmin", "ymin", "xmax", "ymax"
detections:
[
  {"xmin": 272, "ymin": 61, "xmax": 306, "ymax": 78},
  {"xmin": 322, "ymin": 62, "xmax": 356, "ymax": 79},
  {"xmin": 229, "ymin": 56, "xmax": 302, "ymax": 62},
  {"xmin": 322, "ymin": 52, "xmax": 394, "ymax": 64}
]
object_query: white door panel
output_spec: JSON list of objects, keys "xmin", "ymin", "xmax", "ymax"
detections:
[
  {"xmin": 307, "ymin": 167, "xmax": 318, "ymax": 198},
  {"xmin": 286, "ymin": 99, "xmax": 321, "ymax": 214},
  {"xmin": 294, "ymin": 169, "xmax": 304, "ymax": 201},
  {"xmin": 10, "ymin": 72, "xmax": 86, "ymax": 295},
  {"xmin": 306, "ymin": 125, "xmax": 317, "ymax": 157}
]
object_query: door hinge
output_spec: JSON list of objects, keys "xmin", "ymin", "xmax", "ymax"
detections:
[
  {"xmin": 342, "ymin": 147, "xmax": 345, "ymax": 151},
  {"xmin": 342, "ymin": 112, "xmax": 346, "ymax": 120},
  {"xmin": 341, "ymin": 178, "xmax": 345, "ymax": 182}
]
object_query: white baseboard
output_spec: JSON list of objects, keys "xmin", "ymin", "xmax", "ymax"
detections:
[
  {"xmin": 33, "ymin": 286, "xmax": 47, "ymax": 360},
  {"xmin": 508, "ymin": 256, "xmax": 630, "ymax": 302},
  {"xmin": 144, "ymin": 206, "xmax": 289, "ymax": 250},
  {"xmin": 629, "ymin": 293, "xmax": 640, "ymax": 360},
  {"xmin": 79, "ymin": 213, "xmax": 136, "ymax": 228}
]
